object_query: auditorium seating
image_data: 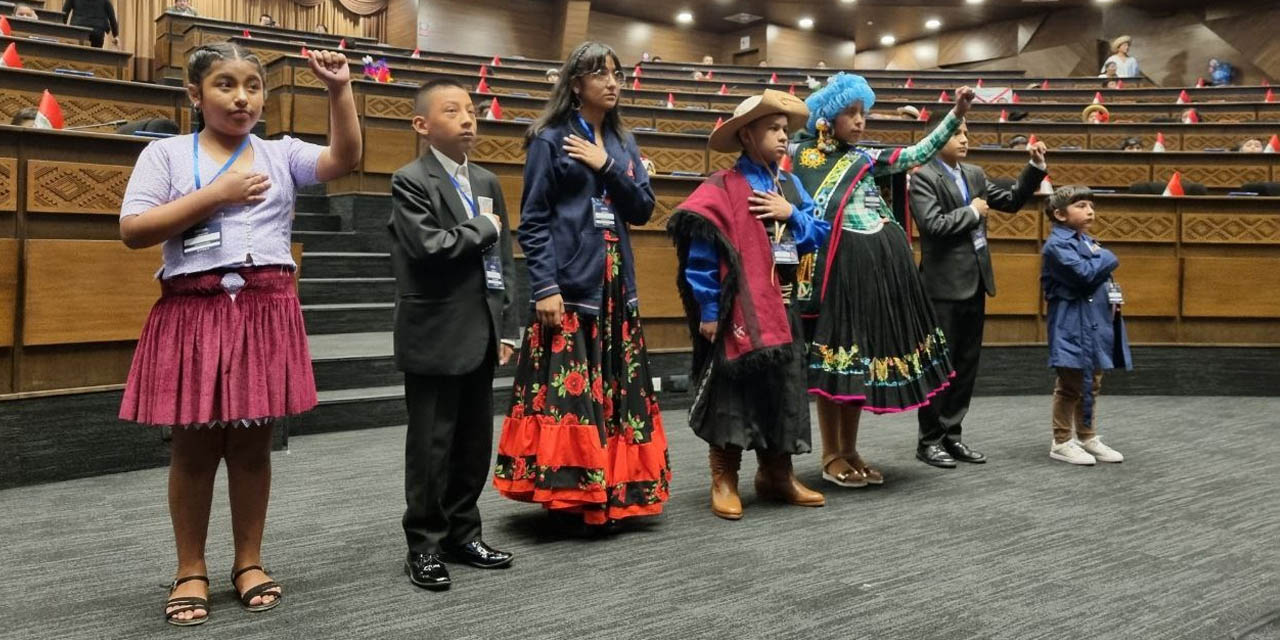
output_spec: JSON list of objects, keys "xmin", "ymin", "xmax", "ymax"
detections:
[{"xmin": 1, "ymin": 6, "xmax": 1278, "ymax": 453}]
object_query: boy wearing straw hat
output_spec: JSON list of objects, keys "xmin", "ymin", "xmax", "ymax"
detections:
[{"xmin": 667, "ymin": 89, "xmax": 830, "ymax": 520}]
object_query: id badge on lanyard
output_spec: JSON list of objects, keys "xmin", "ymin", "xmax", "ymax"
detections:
[
  {"xmin": 1106, "ymin": 280, "xmax": 1124, "ymax": 305},
  {"xmin": 187, "ymin": 134, "xmax": 250, "ymax": 253},
  {"xmin": 451, "ymin": 174, "xmax": 506, "ymax": 292},
  {"xmin": 592, "ymin": 196, "xmax": 617, "ymax": 229}
]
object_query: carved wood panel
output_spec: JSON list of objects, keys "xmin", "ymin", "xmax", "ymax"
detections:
[
  {"xmin": 0, "ymin": 158, "xmax": 15, "ymax": 212},
  {"xmin": 0, "ymin": 91, "xmax": 176, "ymax": 128},
  {"xmin": 639, "ymin": 145, "xmax": 705, "ymax": 175},
  {"xmin": 26, "ymin": 160, "xmax": 133, "ymax": 215},
  {"xmin": 1088, "ymin": 212, "xmax": 1178, "ymax": 243},
  {"xmin": 985, "ymin": 210, "xmax": 1039, "ymax": 239},
  {"xmin": 472, "ymin": 136, "xmax": 527, "ymax": 165},
  {"xmin": 1183, "ymin": 214, "xmax": 1280, "ymax": 244},
  {"xmin": 20, "ymin": 56, "xmax": 119, "ymax": 80},
  {"xmin": 1154, "ymin": 162, "xmax": 1269, "ymax": 187}
]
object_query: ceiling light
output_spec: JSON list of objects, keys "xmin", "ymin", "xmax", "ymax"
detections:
[
  {"xmin": 798, "ymin": 17, "xmax": 814, "ymax": 29},
  {"xmin": 965, "ymin": 0, "xmax": 984, "ymax": 4},
  {"xmin": 1095, "ymin": 0, "xmax": 1113, "ymax": 3},
  {"xmin": 676, "ymin": 11, "xmax": 693, "ymax": 24},
  {"xmin": 880, "ymin": 34, "xmax": 896, "ymax": 46},
  {"xmin": 840, "ymin": 0, "xmax": 856, "ymax": 4},
  {"xmin": 925, "ymin": 18, "xmax": 941, "ymax": 29}
]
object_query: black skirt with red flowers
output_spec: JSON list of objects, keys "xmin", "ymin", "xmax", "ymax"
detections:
[{"xmin": 494, "ymin": 232, "xmax": 672, "ymax": 525}]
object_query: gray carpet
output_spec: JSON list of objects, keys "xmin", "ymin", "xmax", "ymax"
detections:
[{"xmin": 2, "ymin": 396, "xmax": 1278, "ymax": 640}]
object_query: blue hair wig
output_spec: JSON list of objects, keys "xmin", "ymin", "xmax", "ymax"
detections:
[{"xmin": 804, "ymin": 73, "xmax": 877, "ymax": 133}]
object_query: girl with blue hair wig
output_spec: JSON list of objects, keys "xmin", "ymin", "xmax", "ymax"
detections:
[
  {"xmin": 803, "ymin": 73, "xmax": 877, "ymax": 134},
  {"xmin": 788, "ymin": 82, "xmax": 978, "ymax": 490}
]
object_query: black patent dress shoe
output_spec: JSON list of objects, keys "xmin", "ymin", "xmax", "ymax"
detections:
[
  {"xmin": 444, "ymin": 541, "xmax": 514, "ymax": 569},
  {"xmin": 916, "ymin": 443, "xmax": 958, "ymax": 468},
  {"xmin": 943, "ymin": 440, "xmax": 987, "ymax": 464},
  {"xmin": 405, "ymin": 552, "xmax": 450, "ymax": 590}
]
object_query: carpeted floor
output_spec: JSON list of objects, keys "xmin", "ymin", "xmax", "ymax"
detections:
[{"xmin": 1, "ymin": 395, "xmax": 1278, "ymax": 640}]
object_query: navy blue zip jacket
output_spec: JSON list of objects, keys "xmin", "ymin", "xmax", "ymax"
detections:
[{"xmin": 518, "ymin": 118, "xmax": 655, "ymax": 314}]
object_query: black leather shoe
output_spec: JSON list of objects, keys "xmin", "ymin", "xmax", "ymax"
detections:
[
  {"xmin": 405, "ymin": 552, "xmax": 450, "ymax": 590},
  {"xmin": 444, "ymin": 541, "xmax": 513, "ymax": 569},
  {"xmin": 943, "ymin": 440, "xmax": 987, "ymax": 464},
  {"xmin": 916, "ymin": 444, "xmax": 957, "ymax": 468}
]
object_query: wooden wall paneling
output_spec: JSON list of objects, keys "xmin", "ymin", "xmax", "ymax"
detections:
[
  {"xmin": 630, "ymin": 232, "xmax": 681, "ymax": 320},
  {"xmin": 25, "ymin": 161, "xmax": 133, "ymax": 215},
  {"xmin": 1151, "ymin": 155, "xmax": 1271, "ymax": 190},
  {"xmin": 636, "ymin": 133, "xmax": 707, "ymax": 177},
  {"xmin": 418, "ymin": 0, "xmax": 556, "ymax": 60},
  {"xmin": 18, "ymin": 341, "xmax": 138, "ymax": 392},
  {"xmin": 985, "ymin": 253, "xmax": 1042, "ymax": 316},
  {"xmin": 722, "ymin": 25, "xmax": 767, "ymax": 68},
  {"xmin": 1178, "ymin": 319, "xmax": 1280, "ymax": 345},
  {"xmin": 586, "ymin": 10, "xmax": 720, "ymax": 66},
  {"xmin": 0, "ymin": 157, "xmax": 14, "ymax": 213},
  {"xmin": 937, "ymin": 18, "xmax": 1021, "ymax": 67},
  {"xmin": 22, "ymin": 240, "xmax": 162, "ymax": 346},
  {"xmin": 983, "ymin": 316, "xmax": 1041, "ymax": 344},
  {"xmin": 764, "ymin": 25, "xmax": 855, "ymax": 69},
  {"xmin": 0, "ymin": 238, "xmax": 16, "ymax": 348},
  {"xmin": 384, "ymin": 0, "xmax": 417, "ymax": 49},
  {"xmin": 1110, "ymin": 252, "xmax": 1180, "ymax": 318},
  {"xmin": 1122, "ymin": 318, "xmax": 1178, "ymax": 344},
  {"xmin": 361, "ymin": 124, "xmax": 417, "ymax": 176},
  {"xmin": 0, "ymin": 347, "xmax": 10, "ymax": 394},
  {"xmin": 1182, "ymin": 257, "xmax": 1280, "ymax": 318}
]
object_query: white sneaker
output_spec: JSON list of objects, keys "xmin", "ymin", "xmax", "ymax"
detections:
[
  {"xmin": 1079, "ymin": 437, "xmax": 1124, "ymax": 463},
  {"xmin": 1049, "ymin": 439, "xmax": 1096, "ymax": 465}
]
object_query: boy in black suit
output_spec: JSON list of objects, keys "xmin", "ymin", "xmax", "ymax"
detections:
[
  {"xmin": 388, "ymin": 78, "xmax": 519, "ymax": 590},
  {"xmin": 909, "ymin": 116, "xmax": 1048, "ymax": 468}
]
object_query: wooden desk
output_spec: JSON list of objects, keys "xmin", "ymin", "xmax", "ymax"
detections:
[
  {"xmin": 0, "ymin": 11, "xmax": 91, "ymax": 44},
  {"xmin": 0, "ymin": 68, "xmax": 188, "ymax": 132},
  {"xmin": 858, "ymin": 120, "xmax": 1280, "ymax": 152},
  {"xmin": 153, "ymin": 13, "xmax": 376, "ymax": 82},
  {"xmin": 0, "ymin": 0, "xmax": 61, "ymax": 23},
  {"xmin": 0, "ymin": 34, "xmax": 131, "ymax": 79}
]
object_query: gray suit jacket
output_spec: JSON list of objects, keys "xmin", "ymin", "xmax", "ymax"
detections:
[
  {"xmin": 387, "ymin": 149, "xmax": 519, "ymax": 376},
  {"xmin": 910, "ymin": 160, "xmax": 1046, "ymax": 301}
]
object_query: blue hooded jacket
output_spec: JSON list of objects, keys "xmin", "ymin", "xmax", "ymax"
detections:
[{"xmin": 1041, "ymin": 224, "xmax": 1133, "ymax": 372}]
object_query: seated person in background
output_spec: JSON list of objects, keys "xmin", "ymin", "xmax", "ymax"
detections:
[
  {"xmin": 652, "ymin": 56, "xmax": 663, "ymax": 63},
  {"xmin": 758, "ymin": 60, "xmax": 769, "ymax": 67},
  {"xmin": 545, "ymin": 68, "xmax": 560, "ymax": 84},
  {"xmin": 14, "ymin": 2, "xmax": 40, "ymax": 18},
  {"xmin": 1209, "ymin": 58, "xmax": 1234, "ymax": 86},
  {"xmin": 1101, "ymin": 35, "xmax": 1139, "ymax": 77},
  {"xmin": 702, "ymin": 55, "xmax": 714, "ymax": 65},
  {"xmin": 817, "ymin": 61, "xmax": 828, "ymax": 69},
  {"xmin": 1103, "ymin": 78, "xmax": 1119, "ymax": 90},
  {"xmin": 314, "ymin": 24, "xmax": 328, "ymax": 34},
  {"xmin": 1007, "ymin": 135, "xmax": 1029, "ymax": 150},
  {"xmin": 1239, "ymin": 138, "xmax": 1264, "ymax": 153},
  {"xmin": 168, "ymin": 0, "xmax": 197, "ymax": 16},
  {"xmin": 1082, "ymin": 104, "xmax": 1110, "ymax": 124},
  {"xmin": 1098, "ymin": 61, "xmax": 1118, "ymax": 79},
  {"xmin": 259, "ymin": 13, "xmax": 276, "ymax": 27},
  {"xmin": 895, "ymin": 105, "xmax": 920, "ymax": 120},
  {"xmin": 641, "ymin": 52, "xmax": 652, "ymax": 62},
  {"xmin": 10, "ymin": 107, "xmax": 38, "ymax": 128},
  {"xmin": 693, "ymin": 70, "xmax": 704, "ymax": 81},
  {"xmin": 1121, "ymin": 137, "xmax": 1143, "ymax": 152}
]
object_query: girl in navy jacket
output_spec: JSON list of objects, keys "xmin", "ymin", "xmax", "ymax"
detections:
[
  {"xmin": 493, "ymin": 42, "xmax": 671, "ymax": 527},
  {"xmin": 1041, "ymin": 186, "xmax": 1132, "ymax": 466}
]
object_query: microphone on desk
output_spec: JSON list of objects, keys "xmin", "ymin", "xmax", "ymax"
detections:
[{"xmin": 64, "ymin": 119, "xmax": 128, "ymax": 131}]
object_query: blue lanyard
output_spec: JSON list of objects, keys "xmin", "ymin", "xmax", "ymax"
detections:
[
  {"xmin": 445, "ymin": 171, "xmax": 477, "ymax": 217},
  {"xmin": 574, "ymin": 112, "xmax": 610, "ymax": 200},
  {"xmin": 936, "ymin": 159, "xmax": 970, "ymax": 202},
  {"xmin": 193, "ymin": 134, "xmax": 251, "ymax": 190}
]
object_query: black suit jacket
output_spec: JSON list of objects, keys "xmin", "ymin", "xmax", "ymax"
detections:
[
  {"xmin": 388, "ymin": 149, "xmax": 519, "ymax": 376},
  {"xmin": 909, "ymin": 160, "xmax": 1046, "ymax": 301}
]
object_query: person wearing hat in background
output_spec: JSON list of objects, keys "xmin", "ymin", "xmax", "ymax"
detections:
[
  {"xmin": 1121, "ymin": 137, "xmax": 1143, "ymax": 152},
  {"xmin": 1101, "ymin": 36, "xmax": 1139, "ymax": 77},
  {"xmin": 1082, "ymin": 104, "xmax": 1110, "ymax": 124},
  {"xmin": 896, "ymin": 106, "xmax": 921, "ymax": 121},
  {"xmin": 667, "ymin": 90, "xmax": 831, "ymax": 520}
]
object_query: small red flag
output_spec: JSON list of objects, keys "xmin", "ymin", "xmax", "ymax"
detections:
[
  {"xmin": 242, "ymin": 29, "xmax": 251, "ymax": 38},
  {"xmin": 1040, "ymin": 79, "xmax": 1049, "ymax": 89},
  {"xmin": 633, "ymin": 65, "xmax": 642, "ymax": 77},
  {"xmin": 1012, "ymin": 91, "xmax": 1021, "ymax": 103},
  {"xmin": 788, "ymin": 84, "xmax": 796, "ymax": 95},
  {"xmin": 1195, "ymin": 77, "xmax": 1205, "ymax": 88},
  {"xmin": 36, "ymin": 90, "xmax": 64, "ymax": 130},
  {"xmin": 769, "ymin": 72, "xmax": 778, "ymax": 84},
  {"xmin": 338, "ymin": 38, "xmax": 347, "ymax": 49},
  {"xmin": 0, "ymin": 15, "xmax": 11, "ymax": 37},
  {"xmin": 1152, "ymin": 132, "xmax": 1166, "ymax": 152},
  {"xmin": 1183, "ymin": 108, "xmax": 1199, "ymax": 123},
  {"xmin": 718, "ymin": 83, "xmax": 728, "ymax": 95},
  {"xmin": 479, "ymin": 64, "xmax": 488, "ymax": 78},
  {"xmin": 1176, "ymin": 89, "xmax": 1191, "ymax": 104},
  {"xmin": 1093, "ymin": 91, "xmax": 1104, "ymax": 104},
  {"xmin": 0, "ymin": 42, "xmax": 22, "ymax": 68},
  {"xmin": 917, "ymin": 107, "xmax": 929, "ymax": 122},
  {"xmin": 1116, "ymin": 79, "xmax": 1125, "ymax": 89},
  {"xmin": 998, "ymin": 109, "xmax": 1008, "ymax": 123},
  {"xmin": 714, "ymin": 116, "xmax": 723, "ymax": 130},
  {"xmin": 300, "ymin": 46, "xmax": 309, "ymax": 57},
  {"xmin": 904, "ymin": 77, "xmax": 914, "ymax": 88},
  {"xmin": 1265, "ymin": 88, "xmax": 1275, "ymax": 103},
  {"xmin": 666, "ymin": 92, "xmax": 675, "ymax": 109},
  {"xmin": 779, "ymin": 153, "xmax": 793, "ymax": 172},
  {"xmin": 632, "ymin": 77, "xmax": 640, "ymax": 91},
  {"xmin": 1028, "ymin": 134, "xmax": 1038, "ymax": 146},
  {"xmin": 706, "ymin": 70, "xmax": 713, "ymax": 80},
  {"xmin": 937, "ymin": 90, "xmax": 950, "ymax": 103},
  {"xmin": 976, "ymin": 78, "xmax": 984, "ymax": 88},
  {"xmin": 1265, "ymin": 134, "xmax": 1279, "ymax": 153},
  {"xmin": 488, "ymin": 97, "xmax": 503, "ymax": 120},
  {"xmin": 411, "ymin": 48, "xmax": 421, "ymax": 59},
  {"xmin": 476, "ymin": 77, "xmax": 490, "ymax": 94},
  {"xmin": 1162, "ymin": 171, "xmax": 1185, "ymax": 197},
  {"xmin": 491, "ymin": 55, "xmax": 501, "ymax": 66}
]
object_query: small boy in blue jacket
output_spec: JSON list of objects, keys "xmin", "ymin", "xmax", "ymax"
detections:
[{"xmin": 1041, "ymin": 186, "xmax": 1132, "ymax": 466}]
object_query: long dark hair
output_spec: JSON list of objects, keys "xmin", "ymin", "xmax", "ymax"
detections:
[
  {"xmin": 187, "ymin": 42, "xmax": 265, "ymax": 132},
  {"xmin": 525, "ymin": 41, "xmax": 629, "ymax": 148}
]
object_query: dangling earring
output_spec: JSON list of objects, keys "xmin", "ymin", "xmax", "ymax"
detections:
[{"xmin": 815, "ymin": 117, "xmax": 837, "ymax": 154}]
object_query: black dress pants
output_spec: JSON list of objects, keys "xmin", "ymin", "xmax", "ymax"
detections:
[
  {"xmin": 402, "ymin": 341, "xmax": 496, "ymax": 554},
  {"xmin": 918, "ymin": 290, "xmax": 986, "ymax": 446}
]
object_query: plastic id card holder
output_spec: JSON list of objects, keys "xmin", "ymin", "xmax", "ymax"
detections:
[
  {"xmin": 182, "ymin": 221, "xmax": 222, "ymax": 254},
  {"xmin": 592, "ymin": 197, "xmax": 616, "ymax": 229},
  {"xmin": 483, "ymin": 252, "xmax": 505, "ymax": 290},
  {"xmin": 772, "ymin": 237, "xmax": 799, "ymax": 264},
  {"xmin": 970, "ymin": 226, "xmax": 988, "ymax": 251},
  {"xmin": 1106, "ymin": 281, "xmax": 1124, "ymax": 305}
]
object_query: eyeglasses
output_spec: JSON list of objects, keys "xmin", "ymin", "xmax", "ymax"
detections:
[{"xmin": 580, "ymin": 68, "xmax": 625, "ymax": 84}]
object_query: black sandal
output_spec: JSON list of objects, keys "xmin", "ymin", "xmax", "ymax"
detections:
[
  {"xmin": 164, "ymin": 575, "xmax": 210, "ymax": 627},
  {"xmin": 230, "ymin": 565, "xmax": 282, "ymax": 613}
]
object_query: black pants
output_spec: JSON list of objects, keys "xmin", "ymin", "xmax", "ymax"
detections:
[
  {"xmin": 402, "ymin": 341, "xmax": 496, "ymax": 554},
  {"xmin": 917, "ymin": 290, "xmax": 986, "ymax": 446}
]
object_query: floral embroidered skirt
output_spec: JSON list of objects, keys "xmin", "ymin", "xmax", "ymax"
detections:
[
  {"xmin": 806, "ymin": 223, "xmax": 955, "ymax": 413},
  {"xmin": 493, "ymin": 233, "xmax": 671, "ymax": 525}
]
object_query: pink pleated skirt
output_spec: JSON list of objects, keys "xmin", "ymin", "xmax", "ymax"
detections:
[{"xmin": 119, "ymin": 266, "xmax": 317, "ymax": 427}]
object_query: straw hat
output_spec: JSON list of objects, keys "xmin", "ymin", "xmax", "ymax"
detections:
[
  {"xmin": 1111, "ymin": 35, "xmax": 1131, "ymax": 53},
  {"xmin": 708, "ymin": 89, "xmax": 809, "ymax": 152},
  {"xmin": 1081, "ymin": 104, "xmax": 1110, "ymax": 123},
  {"xmin": 896, "ymin": 105, "xmax": 921, "ymax": 120}
]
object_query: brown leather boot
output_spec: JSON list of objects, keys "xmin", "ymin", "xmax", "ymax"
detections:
[
  {"xmin": 708, "ymin": 445, "xmax": 743, "ymax": 520},
  {"xmin": 754, "ymin": 452, "xmax": 825, "ymax": 507}
]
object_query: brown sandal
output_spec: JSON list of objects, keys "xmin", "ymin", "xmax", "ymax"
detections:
[
  {"xmin": 164, "ymin": 575, "xmax": 210, "ymax": 626},
  {"xmin": 231, "ymin": 565, "xmax": 282, "ymax": 613},
  {"xmin": 846, "ymin": 453, "xmax": 884, "ymax": 485},
  {"xmin": 821, "ymin": 455, "xmax": 867, "ymax": 488}
]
